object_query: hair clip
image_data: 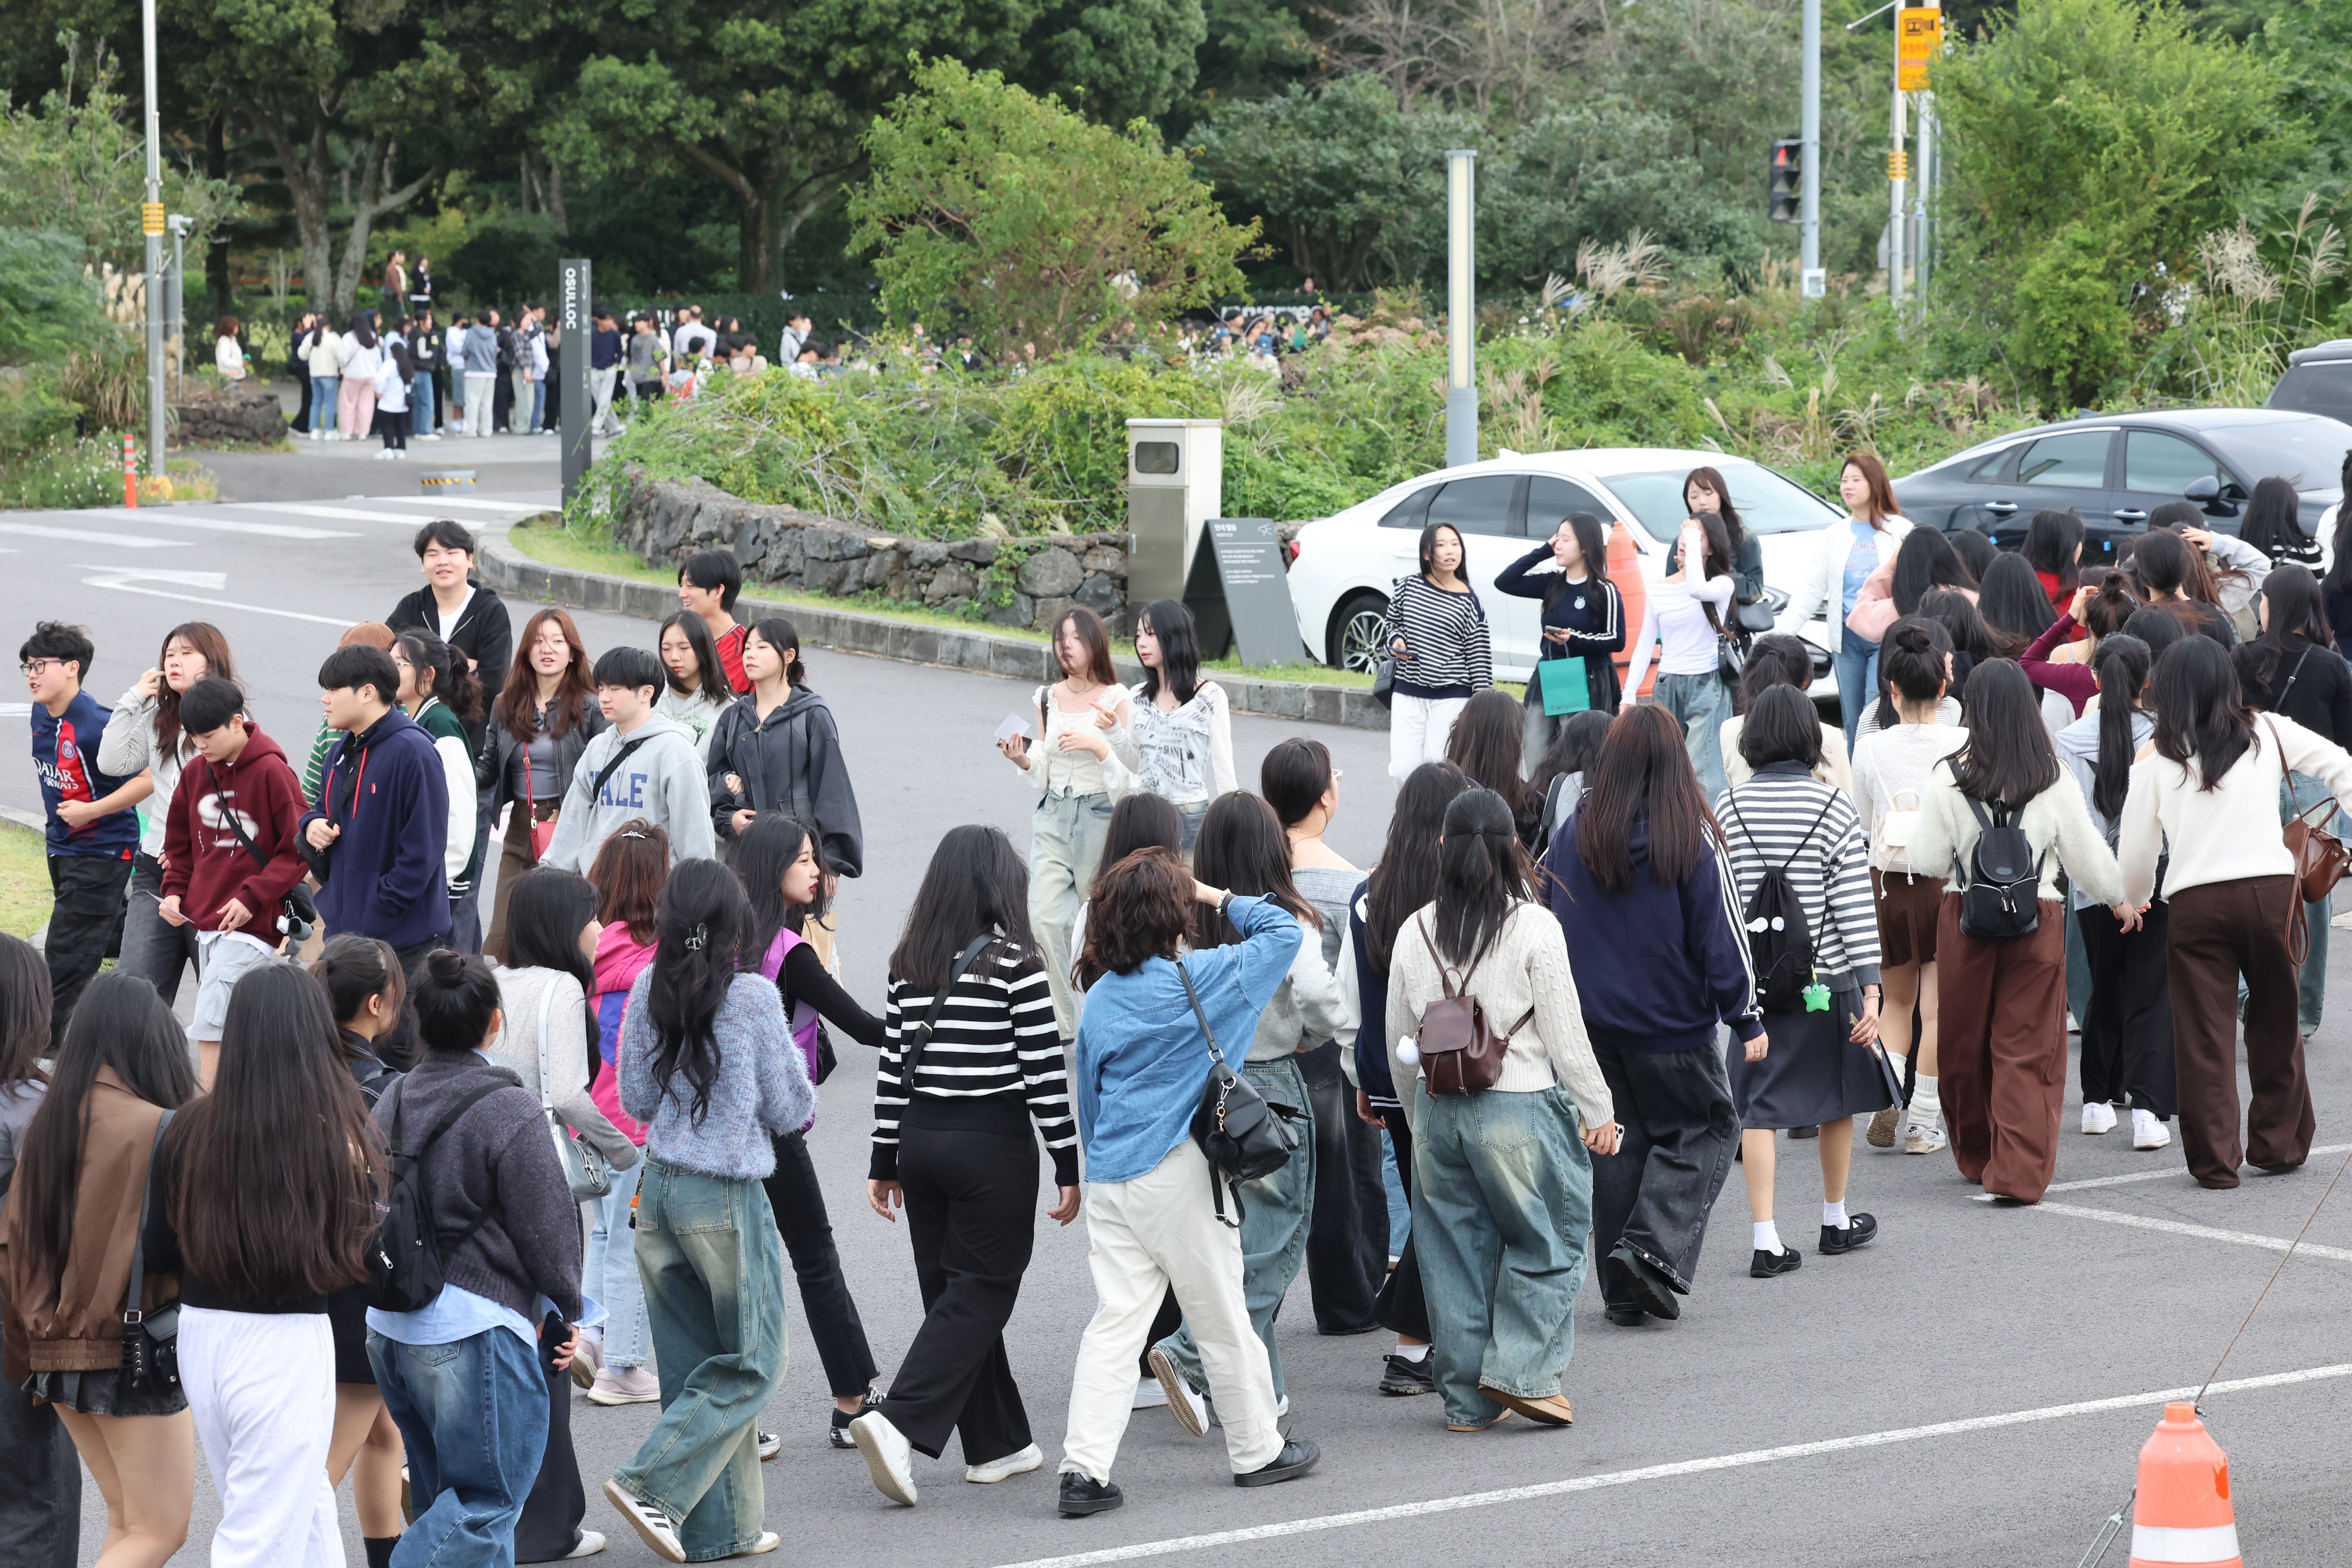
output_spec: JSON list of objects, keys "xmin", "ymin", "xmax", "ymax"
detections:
[
  {"xmin": 683, "ymin": 922, "xmax": 709, "ymax": 951},
  {"xmin": 619, "ymin": 829, "xmax": 649, "ymax": 840}
]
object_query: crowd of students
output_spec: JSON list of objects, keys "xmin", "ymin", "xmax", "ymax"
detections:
[{"xmin": 4, "ymin": 464, "xmax": 2352, "ymax": 1561}]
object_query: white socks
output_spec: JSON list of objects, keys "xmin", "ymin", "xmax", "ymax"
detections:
[
  {"xmin": 1823, "ymin": 1199, "xmax": 1849, "ymax": 1230},
  {"xmin": 1392, "ymin": 1342, "xmax": 1430, "ymax": 1363},
  {"xmin": 1752, "ymin": 1220, "xmax": 1782, "ymax": 1253},
  {"xmin": 1909, "ymin": 1074, "xmax": 1941, "ymax": 1128}
]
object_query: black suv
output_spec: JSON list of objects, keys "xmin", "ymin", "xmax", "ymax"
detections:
[{"xmin": 2270, "ymin": 340, "xmax": 2352, "ymax": 427}]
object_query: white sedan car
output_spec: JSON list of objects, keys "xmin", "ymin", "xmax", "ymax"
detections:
[{"xmin": 1284, "ymin": 448, "xmax": 1844, "ymax": 690}]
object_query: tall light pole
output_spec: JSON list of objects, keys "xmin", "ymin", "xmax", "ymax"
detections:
[
  {"xmin": 1799, "ymin": 0, "xmax": 1823, "ymax": 298},
  {"xmin": 140, "ymin": 0, "xmax": 166, "ymax": 478},
  {"xmin": 1445, "ymin": 149, "xmax": 1478, "ymax": 468}
]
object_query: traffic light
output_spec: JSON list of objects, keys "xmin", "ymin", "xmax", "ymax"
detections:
[{"xmin": 1769, "ymin": 139, "xmax": 1802, "ymax": 225}]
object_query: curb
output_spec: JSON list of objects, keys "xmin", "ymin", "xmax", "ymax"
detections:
[{"xmin": 476, "ymin": 520, "xmax": 1389, "ymax": 731}]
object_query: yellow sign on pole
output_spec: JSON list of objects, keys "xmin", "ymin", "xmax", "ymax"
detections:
[{"xmin": 1897, "ymin": 7, "xmax": 1942, "ymax": 90}]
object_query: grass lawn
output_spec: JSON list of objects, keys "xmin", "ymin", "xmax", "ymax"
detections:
[
  {"xmin": 0, "ymin": 821, "xmax": 52, "ymax": 938},
  {"xmin": 509, "ymin": 517, "xmax": 1372, "ymax": 687}
]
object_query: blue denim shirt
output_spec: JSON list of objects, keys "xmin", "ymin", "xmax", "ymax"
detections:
[{"xmin": 1072, "ymin": 895, "xmax": 1301, "ymax": 1184}]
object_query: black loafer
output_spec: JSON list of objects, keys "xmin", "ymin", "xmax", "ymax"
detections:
[
  {"xmin": 1058, "ymin": 1472, "xmax": 1124, "ymax": 1516},
  {"xmin": 1606, "ymin": 1242, "xmax": 1681, "ymax": 1320},
  {"xmin": 1235, "ymin": 1438, "xmax": 1319, "ymax": 1487},
  {"xmin": 1603, "ymin": 1305, "xmax": 1648, "ymax": 1327},
  {"xmin": 1750, "ymin": 1245, "xmax": 1802, "ymax": 1278},
  {"xmin": 1819, "ymin": 1212, "xmax": 1879, "ymax": 1255},
  {"xmin": 1378, "ymin": 1353, "xmax": 1436, "ymax": 1396}
]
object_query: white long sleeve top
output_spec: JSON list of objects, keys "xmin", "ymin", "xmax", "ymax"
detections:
[
  {"xmin": 2120, "ymin": 714, "xmax": 2352, "ymax": 908},
  {"xmin": 1622, "ymin": 571, "xmax": 1733, "ymax": 696},
  {"xmin": 1850, "ymin": 721, "xmax": 1970, "ymax": 872},
  {"xmin": 1906, "ymin": 763, "xmax": 2124, "ymax": 909}
]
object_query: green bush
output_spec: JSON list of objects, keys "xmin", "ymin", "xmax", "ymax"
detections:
[
  {"xmin": 0, "ymin": 436, "xmax": 119, "ymax": 510},
  {"xmin": 2010, "ymin": 226, "xmax": 2134, "ymax": 411}
]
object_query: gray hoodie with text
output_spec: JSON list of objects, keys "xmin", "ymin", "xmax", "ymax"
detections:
[{"xmin": 539, "ymin": 713, "xmax": 716, "ymax": 872}]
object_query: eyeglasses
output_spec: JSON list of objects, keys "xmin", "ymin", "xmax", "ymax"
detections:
[{"xmin": 19, "ymin": 660, "xmax": 65, "ymax": 677}]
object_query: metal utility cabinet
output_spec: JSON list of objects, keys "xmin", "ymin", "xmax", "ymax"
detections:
[{"xmin": 1125, "ymin": 419, "xmax": 1223, "ymax": 607}]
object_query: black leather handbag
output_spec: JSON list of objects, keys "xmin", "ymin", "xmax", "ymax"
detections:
[
  {"xmin": 1174, "ymin": 959, "xmax": 1300, "ymax": 1228},
  {"xmin": 121, "ymin": 1111, "xmax": 181, "ymax": 1399}
]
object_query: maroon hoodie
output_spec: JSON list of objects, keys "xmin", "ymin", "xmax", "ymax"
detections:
[{"xmin": 162, "ymin": 725, "xmax": 308, "ymax": 932}]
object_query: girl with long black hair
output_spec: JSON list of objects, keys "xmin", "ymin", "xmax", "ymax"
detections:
[
  {"xmin": 2020, "ymin": 570, "xmax": 2139, "ymax": 721},
  {"xmin": 1386, "ymin": 522, "xmax": 1492, "ymax": 781},
  {"xmin": 1389, "ymin": 790, "xmax": 1618, "ymax": 1427},
  {"xmin": 1142, "ymin": 794, "xmax": 1344, "ymax": 1437},
  {"xmin": 1494, "ymin": 509, "xmax": 1625, "ymax": 756},
  {"xmin": 2123, "ymin": 638, "xmax": 2352, "ymax": 1187},
  {"xmin": 2323, "ymin": 450, "xmax": 2352, "ymax": 648},
  {"xmin": 151, "ymin": 964, "xmax": 385, "ymax": 1568},
  {"xmin": 1623, "ymin": 508, "xmax": 1740, "ymax": 798},
  {"xmin": 707, "ymin": 617, "xmax": 867, "ymax": 883},
  {"xmin": 1131, "ymin": 599, "xmax": 1235, "ymax": 847},
  {"xmin": 2234, "ymin": 564, "xmax": 2352, "ymax": 1038},
  {"xmin": 0, "ymin": 937, "xmax": 77, "ymax": 1568},
  {"xmin": 1909, "ymin": 661, "xmax": 2129, "ymax": 1202},
  {"xmin": 2129, "ymin": 529, "xmax": 2241, "ymax": 647},
  {"xmin": 1683, "ymin": 464, "xmax": 1766, "ymax": 614},
  {"xmin": 1338, "ymin": 761, "xmax": 1469, "ymax": 1395},
  {"xmin": 847, "ymin": 826, "xmax": 1077, "ymax": 1506},
  {"xmin": 1546, "ymin": 706, "xmax": 1753, "ymax": 1321},
  {"xmin": 657, "ymin": 611, "xmax": 733, "ymax": 760},
  {"xmin": 392, "ymin": 628, "xmax": 484, "ymax": 934},
  {"xmin": 1847, "ymin": 526, "xmax": 1977, "ymax": 646},
  {"xmin": 1527, "ymin": 707, "xmax": 1613, "ymax": 856},
  {"xmin": 729, "ymin": 810, "xmax": 890, "ymax": 1447},
  {"xmin": 2022, "ymin": 508, "xmax": 2086, "ymax": 624},
  {"xmin": 608, "ymin": 860, "xmax": 809, "ymax": 1560},
  {"xmin": 2054, "ymin": 635, "xmax": 2174, "ymax": 1151},
  {"xmin": 0, "ymin": 973, "xmax": 195, "ymax": 1568},
  {"xmin": 2240, "ymin": 476, "xmax": 2323, "ymax": 569},
  {"xmin": 1445, "ymin": 688, "xmax": 1539, "ymax": 844}
]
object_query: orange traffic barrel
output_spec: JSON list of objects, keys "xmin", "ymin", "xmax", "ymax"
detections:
[{"xmin": 2127, "ymin": 1403, "xmax": 2241, "ymax": 1568}]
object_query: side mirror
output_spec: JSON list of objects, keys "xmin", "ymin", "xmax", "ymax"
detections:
[{"xmin": 2182, "ymin": 474, "xmax": 2237, "ymax": 516}]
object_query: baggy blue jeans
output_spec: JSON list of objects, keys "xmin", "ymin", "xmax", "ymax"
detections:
[
  {"xmin": 617, "ymin": 1155, "xmax": 787, "ymax": 1562},
  {"xmin": 369, "ymin": 1325, "xmax": 547, "ymax": 1567},
  {"xmin": 1411, "ymin": 1083, "xmax": 1594, "ymax": 1429}
]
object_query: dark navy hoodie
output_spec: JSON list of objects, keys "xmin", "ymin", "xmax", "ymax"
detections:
[
  {"xmin": 1543, "ymin": 813, "xmax": 1763, "ymax": 1054},
  {"xmin": 297, "ymin": 707, "xmax": 450, "ymax": 947}
]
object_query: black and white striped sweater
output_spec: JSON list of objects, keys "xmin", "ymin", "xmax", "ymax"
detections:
[
  {"xmin": 1714, "ymin": 765, "xmax": 1883, "ymax": 993},
  {"xmin": 873, "ymin": 944, "xmax": 1078, "ymax": 1186},
  {"xmin": 1384, "ymin": 575, "xmax": 1493, "ymax": 697}
]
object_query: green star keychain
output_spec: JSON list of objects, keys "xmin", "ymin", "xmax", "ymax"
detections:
[{"xmin": 1801, "ymin": 981, "xmax": 1832, "ymax": 1013}]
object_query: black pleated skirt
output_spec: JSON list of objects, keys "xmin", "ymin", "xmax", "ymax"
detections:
[{"xmin": 1730, "ymin": 987, "xmax": 1897, "ymax": 1131}]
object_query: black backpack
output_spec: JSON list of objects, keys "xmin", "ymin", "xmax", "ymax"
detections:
[
  {"xmin": 1952, "ymin": 764, "xmax": 2046, "ymax": 941},
  {"xmin": 1724, "ymin": 788, "xmax": 1838, "ymax": 1014},
  {"xmin": 364, "ymin": 1080, "xmax": 505, "ymax": 1313}
]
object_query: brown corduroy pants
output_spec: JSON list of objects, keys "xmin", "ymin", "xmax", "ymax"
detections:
[
  {"xmin": 1936, "ymin": 894, "xmax": 2067, "ymax": 1202},
  {"xmin": 2166, "ymin": 875, "xmax": 2315, "ymax": 1189}
]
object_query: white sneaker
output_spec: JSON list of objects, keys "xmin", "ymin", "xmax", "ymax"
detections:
[
  {"xmin": 1903, "ymin": 1121, "xmax": 1947, "ymax": 1155},
  {"xmin": 1147, "ymin": 1346, "xmax": 1208, "ymax": 1437},
  {"xmin": 1275, "ymin": 1394, "xmax": 1289, "ymax": 1417},
  {"xmin": 848, "ymin": 1410, "xmax": 918, "ymax": 1506},
  {"xmin": 1132, "ymin": 1376, "xmax": 1168, "ymax": 1409},
  {"xmin": 563, "ymin": 1530, "xmax": 606, "ymax": 1558},
  {"xmin": 756, "ymin": 1429, "xmax": 780, "ymax": 1461},
  {"xmin": 2082, "ymin": 1102, "xmax": 2117, "ymax": 1135},
  {"xmin": 730, "ymin": 1536, "xmax": 780, "ymax": 1558},
  {"xmin": 602, "ymin": 1479, "xmax": 683, "ymax": 1563},
  {"xmin": 965, "ymin": 1442, "xmax": 1043, "ymax": 1484},
  {"xmin": 587, "ymin": 1365, "xmax": 660, "ymax": 1405},
  {"xmin": 2133, "ymin": 1109, "xmax": 2172, "ymax": 1151},
  {"xmin": 2067, "ymin": 1012, "xmax": 2081, "ymax": 1034}
]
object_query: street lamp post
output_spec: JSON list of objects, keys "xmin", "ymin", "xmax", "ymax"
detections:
[
  {"xmin": 1800, "ymin": 0, "xmax": 1823, "ymax": 298},
  {"xmin": 140, "ymin": 0, "xmax": 166, "ymax": 479},
  {"xmin": 1445, "ymin": 149, "xmax": 1478, "ymax": 469}
]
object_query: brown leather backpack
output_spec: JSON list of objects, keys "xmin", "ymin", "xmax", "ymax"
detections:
[{"xmin": 1415, "ymin": 915, "xmax": 1532, "ymax": 1096}]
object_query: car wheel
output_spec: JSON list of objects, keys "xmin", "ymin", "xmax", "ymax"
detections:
[{"xmin": 1330, "ymin": 591, "xmax": 1389, "ymax": 673}]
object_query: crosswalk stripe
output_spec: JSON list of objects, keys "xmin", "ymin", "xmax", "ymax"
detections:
[
  {"xmin": 0, "ymin": 523, "xmax": 186, "ymax": 549},
  {"xmin": 370, "ymin": 497, "xmax": 552, "ymax": 513},
  {"xmin": 82, "ymin": 510, "xmax": 356, "ymax": 540},
  {"xmin": 233, "ymin": 502, "xmax": 465, "ymax": 525}
]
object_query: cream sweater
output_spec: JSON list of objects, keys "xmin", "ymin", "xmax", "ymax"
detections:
[
  {"xmin": 1385, "ymin": 900, "xmax": 1613, "ymax": 1132},
  {"xmin": 2120, "ymin": 715, "xmax": 2352, "ymax": 908},
  {"xmin": 1907, "ymin": 763, "xmax": 2125, "ymax": 910}
]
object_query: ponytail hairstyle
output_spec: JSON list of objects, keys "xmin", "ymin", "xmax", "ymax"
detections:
[
  {"xmin": 1576, "ymin": 704, "xmax": 1717, "ymax": 894},
  {"xmin": 1432, "ymin": 788, "xmax": 1533, "ymax": 967},
  {"xmin": 1735, "ymin": 633, "xmax": 1815, "ymax": 715},
  {"xmin": 1952, "ymin": 660, "xmax": 2061, "ymax": 808},
  {"xmin": 645, "ymin": 858, "xmax": 752, "ymax": 1125},
  {"xmin": 746, "ymin": 618, "xmax": 808, "ymax": 689},
  {"xmin": 1919, "ymin": 587, "xmax": 2000, "ymax": 664},
  {"xmin": 2090, "ymin": 634, "xmax": 2153, "ymax": 821},
  {"xmin": 1873, "ymin": 616, "xmax": 1951, "ymax": 730},
  {"xmin": 394, "ymin": 628, "xmax": 483, "ymax": 722},
  {"xmin": 2078, "ymin": 569, "xmax": 2139, "ymax": 641},
  {"xmin": 2021, "ymin": 509, "xmax": 2086, "ymax": 596},
  {"xmin": 310, "ymin": 934, "xmax": 405, "ymax": 1065},
  {"xmin": 410, "ymin": 950, "xmax": 502, "ymax": 1058},
  {"xmin": 2151, "ymin": 634, "xmax": 2255, "ymax": 791}
]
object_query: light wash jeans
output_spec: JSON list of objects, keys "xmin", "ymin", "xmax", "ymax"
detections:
[
  {"xmin": 617, "ymin": 1155, "xmax": 787, "ymax": 1562},
  {"xmin": 1833, "ymin": 637, "xmax": 1879, "ymax": 756},
  {"xmin": 370, "ymin": 1325, "xmax": 547, "ymax": 1566},
  {"xmin": 310, "ymin": 374, "xmax": 339, "ymax": 434},
  {"xmin": 463, "ymin": 373, "xmax": 496, "ymax": 437},
  {"xmin": 590, "ymin": 366, "xmax": 622, "ymax": 435},
  {"xmin": 2282, "ymin": 774, "xmax": 2335, "ymax": 1034},
  {"xmin": 1653, "ymin": 671, "xmax": 1732, "ymax": 804},
  {"xmin": 1155, "ymin": 1055, "xmax": 1313, "ymax": 1409},
  {"xmin": 586, "ymin": 1158, "xmax": 650, "ymax": 1369},
  {"xmin": 411, "ymin": 370, "xmax": 437, "ymax": 434},
  {"xmin": 1030, "ymin": 790, "xmax": 1114, "ymax": 1035},
  {"xmin": 1411, "ymin": 1082, "xmax": 1594, "ymax": 1429}
]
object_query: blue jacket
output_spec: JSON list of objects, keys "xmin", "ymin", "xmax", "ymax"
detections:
[
  {"xmin": 1072, "ymin": 895, "xmax": 1300, "ymax": 1184},
  {"xmin": 32, "ymin": 689, "xmax": 139, "ymax": 858},
  {"xmin": 1346, "ymin": 894, "xmax": 1399, "ymax": 1107},
  {"xmin": 298, "ymin": 708, "xmax": 450, "ymax": 948},
  {"xmin": 1544, "ymin": 814, "xmax": 1762, "ymax": 1054}
]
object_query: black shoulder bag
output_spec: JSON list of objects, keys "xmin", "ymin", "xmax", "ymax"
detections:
[
  {"xmin": 121, "ymin": 1109, "xmax": 180, "ymax": 1398},
  {"xmin": 1175, "ymin": 958, "xmax": 1301, "ymax": 1228},
  {"xmin": 898, "ymin": 934, "xmax": 999, "ymax": 1080}
]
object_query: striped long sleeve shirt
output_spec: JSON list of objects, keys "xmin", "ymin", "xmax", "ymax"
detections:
[
  {"xmin": 1384, "ymin": 575, "xmax": 1493, "ymax": 698},
  {"xmin": 873, "ymin": 943, "xmax": 1078, "ymax": 1186},
  {"xmin": 1713, "ymin": 764, "xmax": 1883, "ymax": 991}
]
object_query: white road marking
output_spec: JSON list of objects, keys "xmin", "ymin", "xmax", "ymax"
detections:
[
  {"xmin": 81, "ymin": 509, "xmax": 356, "ymax": 540},
  {"xmin": 993, "ymin": 1364, "xmax": 2352, "ymax": 1568},
  {"xmin": 73, "ymin": 567, "xmax": 228, "ymax": 590},
  {"xmin": 370, "ymin": 496, "xmax": 552, "ymax": 513},
  {"xmin": 0, "ymin": 523, "xmax": 186, "ymax": 549},
  {"xmin": 232, "ymin": 502, "xmax": 463, "ymax": 525},
  {"xmin": 0, "ymin": 703, "xmax": 28, "ymax": 718},
  {"xmin": 2036, "ymin": 1144, "xmax": 2352, "ymax": 1195},
  {"xmin": 78, "ymin": 574, "xmax": 352, "ymax": 626},
  {"xmin": 2006, "ymin": 1200, "xmax": 2352, "ymax": 1263}
]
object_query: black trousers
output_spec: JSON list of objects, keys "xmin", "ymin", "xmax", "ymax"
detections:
[
  {"xmin": 2077, "ymin": 903, "xmax": 2177, "ymax": 1118},
  {"xmin": 1300, "ymin": 1041, "xmax": 1385, "ymax": 1332},
  {"xmin": 874, "ymin": 1124, "xmax": 1037, "ymax": 1463},
  {"xmin": 292, "ymin": 373, "xmax": 313, "ymax": 433},
  {"xmin": 45, "ymin": 854, "xmax": 128, "ymax": 1049},
  {"xmin": 492, "ymin": 371, "xmax": 514, "ymax": 432},
  {"xmin": 1589, "ymin": 1037, "xmax": 1739, "ymax": 1303},
  {"xmin": 763, "ymin": 1130, "xmax": 879, "ymax": 1398},
  {"xmin": 1372, "ymin": 1110, "xmax": 1431, "ymax": 1342},
  {"xmin": 0, "ymin": 1288, "xmax": 77, "ymax": 1568},
  {"xmin": 512, "ymin": 1356, "xmax": 585, "ymax": 1563}
]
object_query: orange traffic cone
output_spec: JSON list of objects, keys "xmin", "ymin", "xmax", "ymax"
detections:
[{"xmin": 2127, "ymin": 1403, "xmax": 2241, "ymax": 1568}]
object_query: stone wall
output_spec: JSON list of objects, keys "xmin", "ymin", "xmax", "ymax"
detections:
[
  {"xmin": 613, "ymin": 473, "xmax": 1131, "ymax": 633},
  {"xmin": 172, "ymin": 386, "xmax": 288, "ymax": 446}
]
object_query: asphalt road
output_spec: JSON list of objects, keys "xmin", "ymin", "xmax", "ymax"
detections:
[{"xmin": 9, "ymin": 486, "xmax": 2352, "ymax": 1567}]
